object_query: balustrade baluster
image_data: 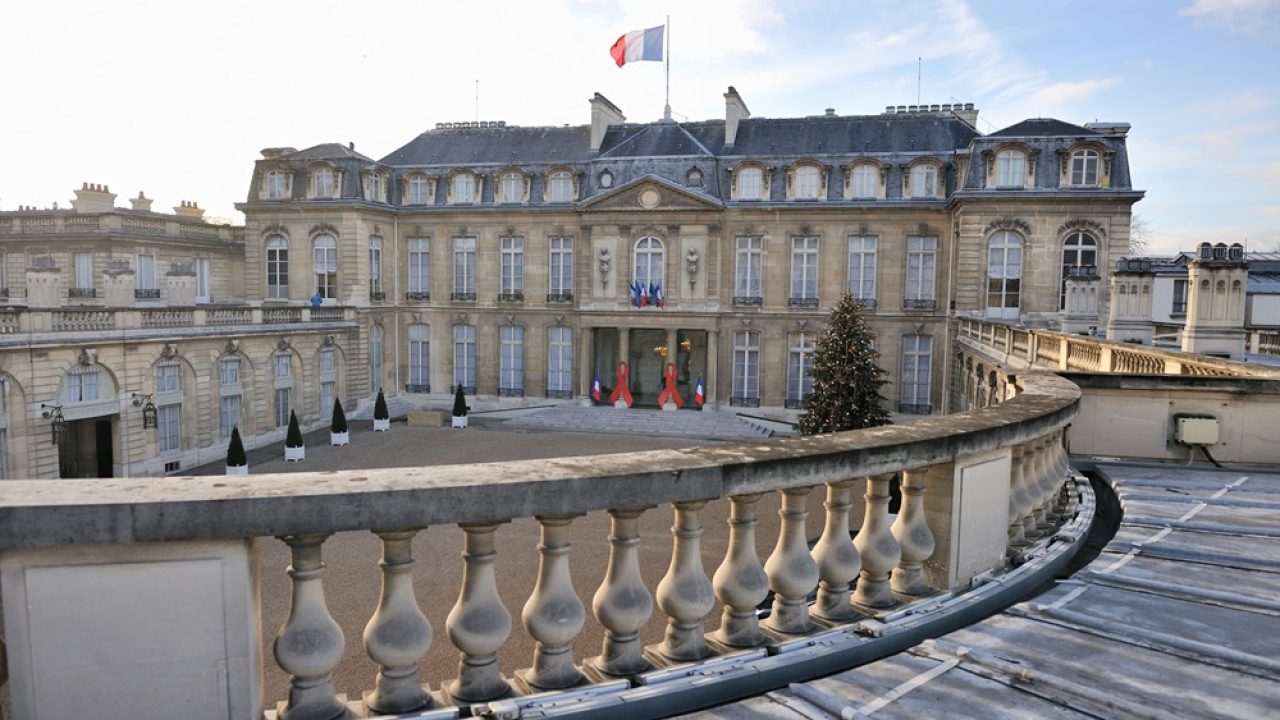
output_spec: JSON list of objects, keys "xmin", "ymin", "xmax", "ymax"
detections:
[
  {"xmin": 1007, "ymin": 447, "xmax": 1032, "ymax": 548},
  {"xmin": 517, "ymin": 514, "xmax": 587, "ymax": 692},
  {"xmin": 764, "ymin": 486, "xmax": 820, "ymax": 635},
  {"xmin": 589, "ymin": 507, "xmax": 654, "ymax": 677},
  {"xmin": 1020, "ymin": 443, "xmax": 1041, "ymax": 539},
  {"xmin": 891, "ymin": 468, "xmax": 935, "ymax": 596},
  {"xmin": 1030, "ymin": 440, "xmax": 1053, "ymax": 534},
  {"xmin": 445, "ymin": 522, "xmax": 512, "ymax": 704},
  {"xmin": 711, "ymin": 494, "xmax": 769, "ymax": 648},
  {"xmin": 274, "ymin": 533, "xmax": 347, "ymax": 720},
  {"xmin": 852, "ymin": 474, "xmax": 900, "ymax": 608},
  {"xmin": 363, "ymin": 529, "xmax": 433, "ymax": 715},
  {"xmin": 811, "ymin": 480, "xmax": 860, "ymax": 623},
  {"xmin": 648, "ymin": 501, "xmax": 716, "ymax": 663}
]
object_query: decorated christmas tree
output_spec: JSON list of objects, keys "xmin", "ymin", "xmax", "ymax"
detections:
[
  {"xmin": 330, "ymin": 397, "xmax": 347, "ymax": 434},
  {"xmin": 799, "ymin": 293, "xmax": 892, "ymax": 435},
  {"xmin": 286, "ymin": 410, "xmax": 304, "ymax": 448},
  {"xmin": 373, "ymin": 389, "xmax": 389, "ymax": 421},
  {"xmin": 226, "ymin": 426, "xmax": 247, "ymax": 467}
]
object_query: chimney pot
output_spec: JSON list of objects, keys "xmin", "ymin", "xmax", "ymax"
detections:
[{"xmin": 824, "ymin": 107, "xmax": 835, "ymax": 116}]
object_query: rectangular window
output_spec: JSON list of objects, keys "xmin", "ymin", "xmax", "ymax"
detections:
[
  {"xmin": 549, "ymin": 237, "xmax": 573, "ymax": 297},
  {"xmin": 731, "ymin": 330, "xmax": 760, "ymax": 406},
  {"xmin": 547, "ymin": 326, "xmax": 572, "ymax": 398},
  {"xmin": 997, "ymin": 152, "xmax": 1025, "ymax": 187},
  {"xmin": 735, "ymin": 236, "xmax": 762, "ymax": 302},
  {"xmin": 549, "ymin": 173, "xmax": 573, "ymax": 203},
  {"xmin": 273, "ymin": 353, "xmax": 291, "ymax": 380},
  {"xmin": 500, "ymin": 174, "xmax": 523, "ymax": 203},
  {"xmin": 266, "ymin": 171, "xmax": 287, "ymax": 199},
  {"xmin": 500, "ymin": 237, "xmax": 524, "ymax": 298},
  {"xmin": 1172, "ymin": 278, "xmax": 1188, "ymax": 315},
  {"xmin": 74, "ymin": 253, "xmax": 94, "ymax": 292},
  {"xmin": 319, "ymin": 348, "xmax": 335, "ymax": 374},
  {"xmin": 453, "ymin": 324, "xmax": 477, "ymax": 392},
  {"xmin": 847, "ymin": 236, "xmax": 877, "ymax": 303},
  {"xmin": 158, "ymin": 404, "xmax": 180, "ymax": 452},
  {"xmin": 790, "ymin": 236, "xmax": 819, "ymax": 303},
  {"xmin": 408, "ymin": 324, "xmax": 430, "ymax": 391},
  {"xmin": 851, "ymin": 165, "xmax": 877, "ymax": 198},
  {"xmin": 900, "ymin": 335, "xmax": 933, "ymax": 413},
  {"xmin": 274, "ymin": 388, "xmax": 291, "ymax": 428},
  {"xmin": 137, "ymin": 253, "xmax": 156, "ymax": 291},
  {"xmin": 68, "ymin": 367, "xmax": 99, "ymax": 402},
  {"xmin": 219, "ymin": 357, "xmax": 241, "ymax": 386},
  {"xmin": 408, "ymin": 238, "xmax": 430, "ymax": 297},
  {"xmin": 408, "ymin": 176, "xmax": 430, "ymax": 204},
  {"xmin": 453, "ymin": 236, "xmax": 476, "ymax": 299},
  {"xmin": 320, "ymin": 381, "xmax": 335, "ymax": 421},
  {"xmin": 154, "ymin": 362, "xmax": 179, "ymax": 394},
  {"xmin": 906, "ymin": 236, "xmax": 937, "ymax": 303},
  {"xmin": 220, "ymin": 395, "xmax": 240, "ymax": 439},
  {"xmin": 266, "ymin": 243, "xmax": 288, "ymax": 299},
  {"xmin": 195, "ymin": 257, "xmax": 210, "ymax": 303},
  {"xmin": 499, "ymin": 325, "xmax": 524, "ymax": 395},
  {"xmin": 737, "ymin": 167, "xmax": 763, "ymax": 200},
  {"xmin": 369, "ymin": 236, "xmax": 382, "ymax": 298},
  {"xmin": 910, "ymin": 165, "xmax": 938, "ymax": 198},
  {"xmin": 452, "ymin": 174, "xmax": 475, "ymax": 204},
  {"xmin": 786, "ymin": 332, "xmax": 815, "ymax": 408},
  {"xmin": 794, "ymin": 166, "xmax": 820, "ymax": 199}
]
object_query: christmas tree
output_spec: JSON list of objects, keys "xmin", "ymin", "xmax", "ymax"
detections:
[
  {"xmin": 799, "ymin": 292, "xmax": 892, "ymax": 435},
  {"xmin": 330, "ymin": 397, "xmax": 347, "ymax": 434},
  {"xmin": 373, "ymin": 389, "xmax": 389, "ymax": 421}
]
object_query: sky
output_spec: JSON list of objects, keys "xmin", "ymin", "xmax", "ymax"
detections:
[{"xmin": 1, "ymin": 0, "xmax": 1277, "ymax": 255}]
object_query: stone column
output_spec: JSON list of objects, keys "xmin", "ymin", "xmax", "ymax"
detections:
[
  {"xmin": 517, "ymin": 515, "xmax": 587, "ymax": 692},
  {"xmin": 891, "ymin": 468, "xmax": 935, "ymax": 596},
  {"xmin": 706, "ymin": 329, "xmax": 719, "ymax": 409},
  {"xmin": 578, "ymin": 326, "xmax": 593, "ymax": 398},
  {"xmin": 363, "ymin": 529, "xmax": 434, "ymax": 715},
  {"xmin": 588, "ymin": 508, "xmax": 653, "ymax": 678},
  {"xmin": 445, "ymin": 523, "xmax": 512, "ymax": 704},
  {"xmin": 647, "ymin": 501, "xmax": 716, "ymax": 663},
  {"xmin": 762, "ymin": 486, "xmax": 820, "ymax": 635},
  {"xmin": 853, "ymin": 474, "xmax": 900, "ymax": 608},
  {"xmin": 274, "ymin": 533, "xmax": 347, "ymax": 720},
  {"xmin": 711, "ymin": 494, "xmax": 769, "ymax": 649},
  {"xmin": 812, "ymin": 479, "xmax": 860, "ymax": 623}
]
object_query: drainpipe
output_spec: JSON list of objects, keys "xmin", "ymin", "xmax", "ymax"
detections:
[{"xmin": 942, "ymin": 217, "xmax": 960, "ymax": 414}]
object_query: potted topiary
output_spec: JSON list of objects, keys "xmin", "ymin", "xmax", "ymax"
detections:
[
  {"xmin": 451, "ymin": 385, "xmax": 470, "ymax": 429},
  {"xmin": 330, "ymin": 397, "xmax": 349, "ymax": 446},
  {"xmin": 373, "ymin": 389, "xmax": 391, "ymax": 432},
  {"xmin": 284, "ymin": 410, "xmax": 305, "ymax": 462},
  {"xmin": 225, "ymin": 426, "xmax": 248, "ymax": 476}
]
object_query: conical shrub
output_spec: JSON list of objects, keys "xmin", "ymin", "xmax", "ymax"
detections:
[
  {"xmin": 331, "ymin": 397, "xmax": 347, "ymax": 433},
  {"xmin": 226, "ymin": 426, "xmax": 247, "ymax": 466},
  {"xmin": 286, "ymin": 411, "xmax": 304, "ymax": 448},
  {"xmin": 373, "ymin": 389, "xmax": 389, "ymax": 421}
]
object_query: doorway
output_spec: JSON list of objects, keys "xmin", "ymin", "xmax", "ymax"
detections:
[{"xmin": 58, "ymin": 417, "xmax": 115, "ymax": 478}]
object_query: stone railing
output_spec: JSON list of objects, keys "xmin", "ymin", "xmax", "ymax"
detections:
[
  {"xmin": 0, "ymin": 305, "xmax": 356, "ymax": 337},
  {"xmin": 264, "ymin": 307, "xmax": 303, "ymax": 324},
  {"xmin": 309, "ymin": 306, "xmax": 344, "ymax": 322},
  {"xmin": 0, "ymin": 210, "xmax": 237, "ymax": 241},
  {"xmin": 205, "ymin": 307, "xmax": 254, "ymax": 326},
  {"xmin": 51, "ymin": 308, "xmax": 114, "ymax": 332},
  {"xmin": 0, "ymin": 369, "xmax": 1085, "ymax": 720},
  {"xmin": 140, "ymin": 308, "xmax": 193, "ymax": 329},
  {"xmin": 958, "ymin": 317, "xmax": 1280, "ymax": 378},
  {"xmin": 1251, "ymin": 330, "xmax": 1280, "ymax": 357}
]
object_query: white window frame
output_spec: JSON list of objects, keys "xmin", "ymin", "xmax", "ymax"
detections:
[
  {"xmin": 900, "ymin": 334, "xmax": 933, "ymax": 412},
  {"xmin": 499, "ymin": 172, "xmax": 523, "ymax": 204},
  {"xmin": 366, "ymin": 172, "xmax": 384, "ymax": 202},
  {"xmin": 453, "ymin": 324, "xmax": 477, "ymax": 392},
  {"xmin": 736, "ymin": 166, "xmax": 764, "ymax": 200},
  {"xmin": 407, "ymin": 174, "xmax": 431, "ymax": 205},
  {"xmin": 786, "ymin": 332, "xmax": 815, "ymax": 407},
  {"xmin": 137, "ymin": 253, "xmax": 156, "ymax": 291},
  {"xmin": 319, "ymin": 380, "xmax": 335, "ymax": 422},
  {"xmin": 996, "ymin": 150, "xmax": 1026, "ymax": 188},
  {"xmin": 847, "ymin": 236, "xmax": 877, "ymax": 302},
  {"xmin": 157, "ymin": 404, "xmax": 180, "ymax": 453},
  {"xmin": 986, "ymin": 231, "xmax": 1023, "ymax": 318},
  {"xmin": 313, "ymin": 234, "xmax": 338, "ymax": 300},
  {"xmin": 499, "ymin": 325, "xmax": 524, "ymax": 395},
  {"xmin": 906, "ymin": 236, "xmax": 938, "ymax": 302},
  {"xmin": 266, "ymin": 236, "xmax": 289, "ymax": 299},
  {"xmin": 910, "ymin": 163, "xmax": 938, "ymax": 198},
  {"xmin": 219, "ymin": 357, "xmax": 241, "ymax": 387},
  {"xmin": 731, "ymin": 330, "xmax": 761, "ymax": 406},
  {"xmin": 633, "ymin": 237, "xmax": 665, "ymax": 289},
  {"xmin": 266, "ymin": 170, "xmax": 287, "ymax": 199},
  {"xmin": 500, "ymin": 237, "xmax": 524, "ymax": 296},
  {"xmin": 74, "ymin": 252, "xmax": 94, "ymax": 292},
  {"xmin": 195, "ymin": 257, "xmax": 210, "ymax": 303},
  {"xmin": 793, "ymin": 165, "xmax": 821, "ymax": 200},
  {"xmin": 451, "ymin": 173, "xmax": 476, "ymax": 204},
  {"xmin": 549, "ymin": 237, "xmax": 573, "ymax": 296},
  {"xmin": 273, "ymin": 352, "xmax": 291, "ymax": 381},
  {"xmin": 408, "ymin": 324, "xmax": 430, "ymax": 391},
  {"xmin": 369, "ymin": 236, "xmax": 382, "ymax": 298},
  {"xmin": 790, "ymin": 236, "xmax": 820, "ymax": 302},
  {"xmin": 548, "ymin": 171, "xmax": 573, "ymax": 203},
  {"xmin": 313, "ymin": 167, "xmax": 336, "ymax": 198},
  {"xmin": 453, "ymin": 236, "xmax": 476, "ymax": 297},
  {"xmin": 154, "ymin": 360, "xmax": 179, "ymax": 394},
  {"xmin": 1061, "ymin": 231, "xmax": 1099, "ymax": 309},
  {"xmin": 1071, "ymin": 149, "xmax": 1100, "ymax": 186},
  {"xmin": 735, "ymin": 236, "xmax": 763, "ymax": 300},
  {"xmin": 851, "ymin": 164, "xmax": 878, "ymax": 199},
  {"xmin": 547, "ymin": 326, "xmax": 572, "ymax": 397},
  {"xmin": 67, "ymin": 366, "xmax": 100, "ymax": 403},
  {"xmin": 408, "ymin": 238, "xmax": 430, "ymax": 296}
]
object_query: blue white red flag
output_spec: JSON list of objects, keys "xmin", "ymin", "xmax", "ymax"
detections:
[
  {"xmin": 591, "ymin": 374, "xmax": 602, "ymax": 403},
  {"xmin": 639, "ymin": 282, "xmax": 650, "ymax": 307},
  {"xmin": 629, "ymin": 281, "xmax": 641, "ymax": 308},
  {"xmin": 610, "ymin": 26, "xmax": 664, "ymax": 67},
  {"xmin": 652, "ymin": 282, "xmax": 664, "ymax": 309},
  {"xmin": 694, "ymin": 375, "xmax": 705, "ymax": 406}
]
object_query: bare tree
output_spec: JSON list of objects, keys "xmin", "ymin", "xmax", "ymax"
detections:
[{"xmin": 1129, "ymin": 213, "xmax": 1152, "ymax": 255}]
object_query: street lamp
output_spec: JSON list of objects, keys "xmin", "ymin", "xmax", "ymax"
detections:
[
  {"xmin": 40, "ymin": 403, "xmax": 66, "ymax": 446},
  {"xmin": 132, "ymin": 392, "xmax": 157, "ymax": 429}
]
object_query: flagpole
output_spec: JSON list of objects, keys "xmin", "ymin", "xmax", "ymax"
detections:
[{"xmin": 663, "ymin": 15, "xmax": 671, "ymax": 120}]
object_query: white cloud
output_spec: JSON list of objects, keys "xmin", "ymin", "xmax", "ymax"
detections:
[
  {"xmin": 1181, "ymin": 0, "xmax": 1280, "ymax": 34},
  {"xmin": 1028, "ymin": 79, "xmax": 1119, "ymax": 107}
]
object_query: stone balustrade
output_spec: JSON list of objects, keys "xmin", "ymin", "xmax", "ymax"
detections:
[
  {"xmin": 958, "ymin": 317, "xmax": 1280, "ymax": 378},
  {"xmin": 0, "ymin": 209, "xmax": 238, "ymax": 241},
  {"xmin": 0, "ymin": 305, "xmax": 356, "ymax": 342},
  {"xmin": 0, "ymin": 368, "xmax": 1087, "ymax": 720},
  {"xmin": 1251, "ymin": 329, "xmax": 1280, "ymax": 357}
]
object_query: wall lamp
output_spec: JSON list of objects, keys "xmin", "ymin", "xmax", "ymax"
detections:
[
  {"xmin": 132, "ymin": 393, "xmax": 158, "ymax": 429},
  {"xmin": 40, "ymin": 403, "xmax": 66, "ymax": 446}
]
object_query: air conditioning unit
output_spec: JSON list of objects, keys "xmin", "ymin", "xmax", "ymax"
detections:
[{"xmin": 1175, "ymin": 417, "xmax": 1219, "ymax": 445}]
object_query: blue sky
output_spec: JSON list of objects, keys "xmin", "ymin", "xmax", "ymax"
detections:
[{"xmin": 1, "ymin": 0, "xmax": 1276, "ymax": 254}]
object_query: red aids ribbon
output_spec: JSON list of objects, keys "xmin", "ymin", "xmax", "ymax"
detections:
[
  {"xmin": 609, "ymin": 360, "xmax": 634, "ymax": 407},
  {"xmin": 657, "ymin": 361, "xmax": 684, "ymax": 408}
]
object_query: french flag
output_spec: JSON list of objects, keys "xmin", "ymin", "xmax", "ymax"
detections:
[
  {"xmin": 591, "ymin": 374, "xmax": 602, "ymax": 403},
  {"xmin": 639, "ymin": 283, "xmax": 650, "ymax": 307},
  {"xmin": 651, "ymin": 282, "xmax": 664, "ymax": 309},
  {"xmin": 694, "ymin": 375, "xmax": 705, "ymax": 407},
  {"xmin": 610, "ymin": 26, "xmax": 664, "ymax": 67},
  {"xmin": 629, "ymin": 281, "xmax": 641, "ymax": 308}
]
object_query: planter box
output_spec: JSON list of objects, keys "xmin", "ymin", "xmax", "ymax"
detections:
[
  {"xmin": 330, "ymin": 431, "xmax": 349, "ymax": 446},
  {"xmin": 373, "ymin": 418, "xmax": 391, "ymax": 432},
  {"xmin": 451, "ymin": 415, "xmax": 468, "ymax": 429},
  {"xmin": 225, "ymin": 464, "xmax": 249, "ymax": 476},
  {"xmin": 284, "ymin": 445, "xmax": 305, "ymax": 462},
  {"xmin": 408, "ymin": 411, "xmax": 446, "ymax": 427}
]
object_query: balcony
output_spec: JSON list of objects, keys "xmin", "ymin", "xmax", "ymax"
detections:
[
  {"xmin": 404, "ymin": 291, "xmax": 430, "ymax": 301},
  {"xmin": 405, "ymin": 383, "xmax": 431, "ymax": 393},
  {"xmin": 729, "ymin": 395, "xmax": 761, "ymax": 407},
  {"xmin": 68, "ymin": 287, "xmax": 97, "ymax": 299},
  {"xmin": 546, "ymin": 292, "xmax": 574, "ymax": 304},
  {"xmin": 898, "ymin": 402, "xmax": 932, "ymax": 415},
  {"xmin": 787, "ymin": 296, "xmax": 820, "ymax": 308},
  {"xmin": 450, "ymin": 292, "xmax": 477, "ymax": 302},
  {"xmin": 498, "ymin": 387, "xmax": 523, "ymax": 397},
  {"xmin": 134, "ymin": 288, "xmax": 161, "ymax": 299},
  {"xmin": 497, "ymin": 292, "xmax": 525, "ymax": 303},
  {"xmin": 0, "ymin": 305, "xmax": 357, "ymax": 339},
  {"xmin": 732, "ymin": 296, "xmax": 763, "ymax": 307}
]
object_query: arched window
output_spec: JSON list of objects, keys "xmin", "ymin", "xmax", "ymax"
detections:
[
  {"xmin": 451, "ymin": 173, "xmax": 476, "ymax": 204},
  {"xmin": 499, "ymin": 172, "xmax": 523, "ymax": 203},
  {"xmin": 407, "ymin": 174, "xmax": 431, "ymax": 204},
  {"xmin": 851, "ymin": 164, "xmax": 878, "ymax": 198},
  {"xmin": 633, "ymin": 237, "xmax": 665, "ymax": 290},
  {"xmin": 312, "ymin": 167, "xmax": 335, "ymax": 198},
  {"xmin": 1071, "ymin": 149, "xmax": 1099, "ymax": 186},
  {"xmin": 793, "ymin": 165, "xmax": 821, "ymax": 199},
  {"xmin": 736, "ymin": 166, "xmax": 764, "ymax": 200},
  {"xmin": 986, "ymin": 231, "xmax": 1023, "ymax": 318},
  {"xmin": 910, "ymin": 163, "xmax": 938, "ymax": 198},
  {"xmin": 547, "ymin": 171, "xmax": 574, "ymax": 203},
  {"xmin": 313, "ymin": 234, "xmax": 337, "ymax": 299},
  {"xmin": 266, "ymin": 235, "xmax": 289, "ymax": 299},
  {"xmin": 996, "ymin": 150, "xmax": 1025, "ymax": 187},
  {"xmin": 265, "ymin": 170, "xmax": 287, "ymax": 199},
  {"xmin": 1061, "ymin": 231, "xmax": 1098, "ymax": 308}
]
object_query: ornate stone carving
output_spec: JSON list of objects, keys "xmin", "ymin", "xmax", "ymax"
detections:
[
  {"xmin": 597, "ymin": 248, "xmax": 611, "ymax": 290},
  {"xmin": 685, "ymin": 247, "xmax": 700, "ymax": 290},
  {"xmin": 158, "ymin": 343, "xmax": 177, "ymax": 359},
  {"xmin": 1058, "ymin": 218, "xmax": 1106, "ymax": 238},
  {"xmin": 984, "ymin": 217, "xmax": 1032, "ymax": 236}
]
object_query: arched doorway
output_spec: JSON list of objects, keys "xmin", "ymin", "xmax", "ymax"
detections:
[{"xmin": 55, "ymin": 362, "xmax": 119, "ymax": 478}]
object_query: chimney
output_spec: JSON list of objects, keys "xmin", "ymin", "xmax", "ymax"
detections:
[
  {"xmin": 173, "ymin": 200, "xmax": 205, "ymax": 220},
  {"xmin": 952, "ymin": 102, "xmax": 979, "ymax": 127},
  {"xmin": 1085, "ymin": 122, "xmax": 1130, "ymax": 137},
  {"xmin": 1182, "ymin": 243, "xmax": 1248, "ymax": 356},
  {"xmin": 589, "ymin": 92, "xmax": 625, "ymax": 152},
  {"xmin": 724, "ymin": 86, "xmax": 751, "ymax": 147},
  {"xmin": 71, "ymin": 182, "xmax": 117, "ymax": 213},
  {"xmin": 260, "ymin": 147, "xmax": 297, "ymax": 159},
  {"xmin": 130, "ymin": 191, "xmax": 153, "ymax": 212}
]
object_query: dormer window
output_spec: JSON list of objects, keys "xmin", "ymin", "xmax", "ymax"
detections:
[
  {"xmin": 451, "ymin": 172, "xmax": 477, "ymax": 204},
  {"xmin": 908, "ymin": 163, "xmax": 939, "ymax": 199},
  {"xmin": 735, "ymin": 166, "xmax": 765, "ymax": 200},
  {"xmin": 686, "ymin": 168, "xmax": 703, "ymax": 187},
  {"xmin": 793, "ymin": 164, "xmax": 822, "ymax": 200},
  {"xmin": 996, "ymin": 150, "xmax": 1025, "ymax": 188},
  {"xmin": 265, "ymin": 170, "xmax": 288, "ymax": 200},
  {"xmin": 850, "ymin": 163, "xmax": 879, "ymax": 199},
  {"xmin": 1071, "ymin": 149, "xmax": 1099, "ymax": 186},
  {"xmin": 547, "ymin": 171, "xmax": 575, "ymax": 203},
  {"xmin": 365, "ymin": 172, "xmax": 385, "ymax": 202},
  {"xmin": 498, "ymin": 171, "xmax": 525, "ymax": 204},
  {"xmin": 406, "ymin": 174, "xmax": 432, "ymax": 205},
  {"xmin": 599, "ymin": 170, "xmax": 614, "ymax": 188},
  {"xmin": 313, "ymin": 167, "xmax": 336, "ymax": 198}
]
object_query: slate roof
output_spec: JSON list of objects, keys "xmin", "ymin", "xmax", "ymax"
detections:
[
  {"xmin": 381, "ymin": 126, "xmax": 592, "ymax": 166},
  {"xmin": 729, "ymin": 114, "xmax": 981, "ymax": 155},
  {"xmin": 285, "ymin": 143, "xmax": 376, "ymax": 163},
  {"xmin": 988, "ymin": 118, "xmax": 1098, "ymax": 137},
  {"xmin": 598, "ymin": 122, "xmax": 717, "ymax": 158}
]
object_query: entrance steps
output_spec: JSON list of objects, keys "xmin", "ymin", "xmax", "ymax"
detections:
[{"xmin": 500, "ymin": 405, "xmax": 774, "ymax": 441}]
